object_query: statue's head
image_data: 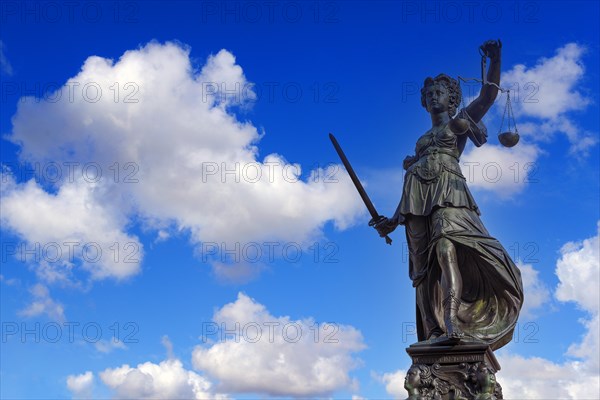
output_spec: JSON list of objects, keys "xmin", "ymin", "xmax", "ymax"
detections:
[
  {"xmin": 468, "ymin": 363, "xmax": 496, "ymax": 394},
  {"xmin": 404, "ymin": 364, "xmax": 433, "ymax": 391},
  {"xmin": 420, "ymin": 74, "xmax": 462, "ymax": 116}
]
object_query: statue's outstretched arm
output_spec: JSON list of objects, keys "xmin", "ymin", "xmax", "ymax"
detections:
[{"xmin": 465, "ymin": 40, "xmax": 502, "ymax": 123}]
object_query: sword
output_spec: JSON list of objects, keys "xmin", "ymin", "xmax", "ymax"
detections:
[{"xmin": 329, "ymin": 133, "xmax": 392, "ymax": 245}]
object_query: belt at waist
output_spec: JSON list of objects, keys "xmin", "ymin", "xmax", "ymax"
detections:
[{"xmin": 418, "ymin": 148, "xmax": 459, "ymax": 161}]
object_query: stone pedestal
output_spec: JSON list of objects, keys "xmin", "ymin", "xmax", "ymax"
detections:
[{"xmin": 404, "ymin": 342, "xmax": 502, "ymax": 399}]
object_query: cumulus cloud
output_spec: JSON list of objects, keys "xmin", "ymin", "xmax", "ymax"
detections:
[
  {"xmin": 555, "ymin": 222, "xmax": 599, "ymax": 313},
  {"xmin": 501, "ymin": 42, "xmax": 597, "ymax": 156},
  {"xmin": 460, "ymin": 142, "xmax": 540, "ymax": 198},
  {"xmin": 68, "ymin": 294, "xmax": 364, "ymax": 398},
  {"xmin": 1, "ymin": 172, "xmax": 142, "ymax": 282},
  {"xmin": 1, "ymin": 41, "xmax": 363, "ymax": 285},
  {"xmin": 100, "ymin": 359, "xmax": 226, "ymax": 400},
  {"xmin": 18, "ymin": 283, "xmax": 65, "ymax": 322},
  {"xmin": 192, "ymin": 292, "xmax": 365, "ymax": 397},
  {"xmin": 497, "ymin": 353, "xmax": 599, "ymax": 398},
  {"xmin": 69, "ymin": 335, "xmax": 225, "ymax": 399},
  {"xmin": 374, "ymin": 369, "xmax": 407, "ymax": 399},
  {"xmin": 66, "ymin": 371, "xmax": 94, "ymax": 399},
  {"xmin": 502, "ymin": 43, "xmax": 590, "ymax": 119},
  {"xmin": 497, "ymin": 222, "xmax": 600, "ymax": 398},
  {"xmin": 0, "ymin": 274, "xmax": 20, "ymax": 286},
  {"xmin": 0, "ymin": 40, "xmax": 13, "ymax": 75},
  {"xmin": 94, "ymin": 339, "xmax": 127, "ymax": 354},
  {"xmin": 518, "ymin": 262, "xmax": 551, "ymax": 319},
  {"xmin": 210, "ymin": 261, "xmax": 267, "ymax": 284}
]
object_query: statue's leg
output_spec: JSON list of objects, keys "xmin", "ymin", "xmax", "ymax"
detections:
[
  {"xmin": 406, "ymin": 215, "xmax": 443, "ymax": 340},
  {"xmin": 436, "ymin": 237, "xmax": 464, "ymax": 339}
]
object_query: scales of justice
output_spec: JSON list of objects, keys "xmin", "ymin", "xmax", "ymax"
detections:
[{"xmin": 330, "ymin": 40, "xmax": 523, "ymax": 399}]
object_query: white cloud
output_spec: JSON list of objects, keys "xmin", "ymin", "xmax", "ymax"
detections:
[
  {"xmin": 518, "ymin": 262, "xmax": 551, "ymax": 319},
  {"xmin": 69, "ymin": 336, "xmax": 222, "ymax": 399},
  {"xmin": 0, "ymin": 274, "xmax": 20, "ymax": 286},
  {"xmin": 460, "ymin": 142, "xmax": 540, "ymax": 198},
  {"xmin": 210, "ymin": 261, "xmax": 267, "ymax": 284},
  {"xmin": 2, "ymin": 41, "xmax": 362, "ymax": 285},
  {"xmin": 100, "ymin": 359, "xmax": 226, "ymax": 400},
  {"xmin": 94, "ymin": 339, "xmax": 127, "ymax": 354},
  {"xmin": 497, "ymin": 222, "xmax": 600, "ymax": 398},
  {"xmin": 1, "ymin": 172, "xmax": 142, "ymax": 282},
  {"xmin": 374, "ymin": 369, "xmax": 407, "ymax": 399},
  {"xmin": 18, "ymin": 283, "xmax": 65, "ymax": 322},
  {"xmin": 497, "ymin": 353, "xmax": 599, "ymax": 398},
  {"xmin": 67, "ymin": 295, "xmax": 364, "ymax": 398},
  {"xmin": 66, "ymin": 371, "xmax": 94, "ymax": 399},
  {"xmin": 0, "ymin": 40, "xmax": 13, "ymax": 75},
  {"xmin": 555, "ymin": 221, "xmax": 599, "ymax": 314},
  {"xmin": 161, "ymin": 335, "xmax": 175, "ymax": 359},
  {"xmin": 556, "ymin": 222, "xmax": 600, "ymax": 372},
  {"xmin": 502, "ymin": 43, "xmax": 589, "ymax": 119},
  {"xmin": 501, "ymin": 43, "xmax": 597, "ymax": 156},
  {"xmin": 192, "ymin": 292, "xmax": 365, "ymax": 397}
]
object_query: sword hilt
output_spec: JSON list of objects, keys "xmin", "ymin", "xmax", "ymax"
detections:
[
  {"xmin": 329, "ymin": 133, "xmax": 392, "ymax": 246},
  {"xmin": 368, "ymin": 216, "xmax": 393, "ymax": 245},
  {"xmin": 368, "ymin": 215, "xmax": 386, "ymax": 227}
]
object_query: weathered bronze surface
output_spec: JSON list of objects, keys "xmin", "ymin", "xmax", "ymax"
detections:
[
  {"xmin": 331, "ymin": 40, "xmax": 524, "ymax": 398},
  {"xmin": 366, "ymin": 40, "xmax": 524, "ymax": 399},
  {"xmin": 405, "ymin": 343, "xmax": 502, "ymax": 399},
  {"xmin": 374, "ymin": 40, "xmax": 523, "ymax": 350}
]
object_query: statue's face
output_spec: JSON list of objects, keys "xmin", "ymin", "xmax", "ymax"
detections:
[
  {"xmin": 476, "ymin": 365, "xmax": 496, "ymax": 393},
  {"xmin": 424, "ymin": 83, "xmax": 450, "ymax": 114},
  {"xmin": 404, "ymin": 366, "xmax": 421, "ymax": 389}
]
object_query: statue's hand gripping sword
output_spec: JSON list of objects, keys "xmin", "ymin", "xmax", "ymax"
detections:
[{"xmin": 329, "ymin": 133, "xmax": 392, "ymax": 245}]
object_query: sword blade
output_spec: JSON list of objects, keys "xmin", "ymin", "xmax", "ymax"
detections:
[{"xmin": 329, "ymin": 133, "xmax": 392, "ymax": 245}]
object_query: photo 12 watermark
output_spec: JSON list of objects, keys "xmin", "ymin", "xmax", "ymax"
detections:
[
  {"xmin": 398, "ymin": 1, "xmax": 540, "ymax": 24},
  {"xmin": 199, "ymin": 161, "xmax": 340, "ymax": 184},
  {"xmin": 460, "ymin": 161, "xmax": 540, "ymax": 185},
  {"xmin": 200, "ymin": 241, "xmax": 339, "ymax": 264},
  {"xmin": 2, "ymin": 161, "xmax": 140, "ymax": 184},
  {"xmin": 201, "ymin": 81, "xmax": 340, "ymax": 105},
  {"xmin": 0, "ymin": 1, "xmax": 140, "ymax": 24},
  {"xmin": 200, "ymin": 321, "xmax": 340, "ymax": 344},
  {"xmin": 199, "ymin": 1, "xmax": 340, "ymax": 24},
  {"xmin": 1, "ymin": 321, "xmax": 139, "ymax": 344},
  {"xmin": 2, "ymin": 240, "xmax": 141, "ymax": 265},
  {"xmin": 396, "ymin": 240, "xmax": 540, "ymax": 264},
  {"xmin": 401, "ymin": 81, "xmax": 540, "ymax": 104},
  {"xmin": 1, "ymin": 81, "xmax": 140, "ymax": 104}
]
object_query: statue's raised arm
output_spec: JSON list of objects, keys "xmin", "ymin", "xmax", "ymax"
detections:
[{"xmin": 464, "ymin": 39, "xmax": 502, "ymax": 124}]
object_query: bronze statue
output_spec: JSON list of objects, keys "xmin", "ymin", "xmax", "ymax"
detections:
[
  {"xmin": 373, "ymin": 40, "xmax": 524, "ymax": 350},
  {"xmin": 330, "ymin": 40, "xmax": 524, "ymax": 398}
]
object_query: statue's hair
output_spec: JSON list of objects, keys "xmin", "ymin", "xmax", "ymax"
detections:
[
  {"xmin": 467, "ymin": 362, "xmax": 485, "ymax": 381},
  {"xmin": 420, "ymin": 73, "xmax": 462, "ymax": 116},
  {"xmin": 466, "ymin": 362, "xmax": 497, "ymax": 395},
  {"xmin": 412, "ymin": 364, "xmax": 433, "ymax": 387}
]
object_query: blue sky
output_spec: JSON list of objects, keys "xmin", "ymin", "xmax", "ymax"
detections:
[{"xmin": 0, "ymin": 1, "xmax": 599, "ymax": 398}]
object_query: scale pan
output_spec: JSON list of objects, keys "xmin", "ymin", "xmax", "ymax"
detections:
[{"xmin": 498, "ymin": 131, "xmax": 520, "ymax": 147}]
